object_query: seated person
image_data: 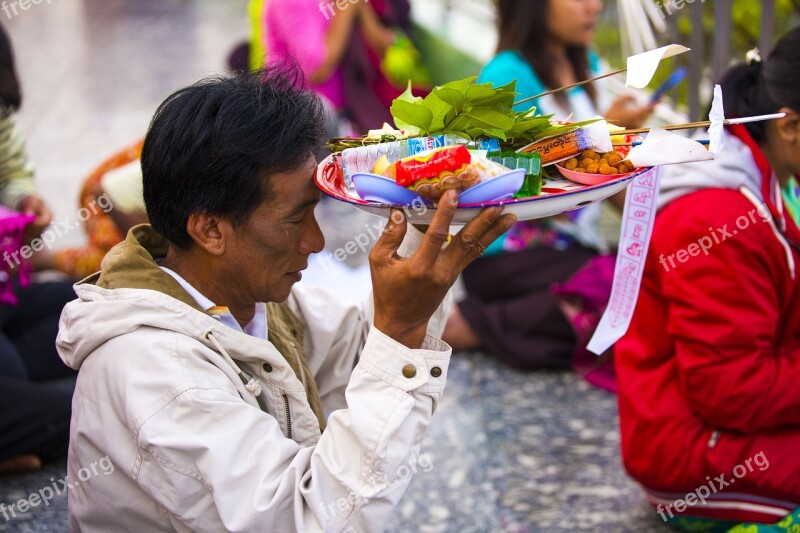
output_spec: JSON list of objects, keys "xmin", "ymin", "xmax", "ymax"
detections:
[
  {"xmin": 616, "ymin": 29, "xmax": 800, "ymax": 529},
  {"xmin": 57, "ymin": 65, "xmax": 515, "ymax": 531},
  {"xmin": 445, "ymin": 0, "xmax": 652, "ymax": 376},
  {"xmin": 0, "ymin": 21, "xmax": 75, "ymax": 474},
  {"xmin": 52, "ymin": 140, "xmax": 147, "ymax": 280},
  {"xmin": 265, "ymin": 0, "xmax": 399, "ymax": 136}
]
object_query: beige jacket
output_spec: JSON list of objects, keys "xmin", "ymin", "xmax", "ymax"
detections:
[{"xmin": 57, "ymin": 225, "xmax": 452, "ymax": 532}]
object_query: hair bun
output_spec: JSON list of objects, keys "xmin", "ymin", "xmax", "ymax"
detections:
[
  {"xmin": 746, "ymin": 47, "xmax": 762, "ymax": 65},
  {"xmin": 745, "ymin": 47, "xmax": 763, "ymax": 78}
]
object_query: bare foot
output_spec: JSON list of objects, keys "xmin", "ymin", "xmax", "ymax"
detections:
[
  {"xmin": 0, "ymin": 454, "xmax": 42, "ymax": 475},
  {"xmin": 442, "ymin": 305, "xmax": 482, "ymax": 351}
]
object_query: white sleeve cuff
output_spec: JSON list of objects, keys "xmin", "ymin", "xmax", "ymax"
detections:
[{"xmin": 357, "ymin": 326, "xmax": 451, "ymax": 394}]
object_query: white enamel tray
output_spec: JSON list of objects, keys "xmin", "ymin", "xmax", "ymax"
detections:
[{"xmin": 316, "ymin": 154, "xmax": 644, "ymax": 225}]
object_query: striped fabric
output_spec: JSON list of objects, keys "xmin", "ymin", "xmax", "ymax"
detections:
[
  {"xmin": 0, "ymin": 108, "xmax": 37, "ymax": 210},
  {"xmin": 645, "ymin": 488, "xmax": 797, "ymax": 527}
]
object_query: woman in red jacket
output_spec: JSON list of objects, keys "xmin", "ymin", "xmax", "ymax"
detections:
[{"xmin": 616, "ymin": 28, "xmax": 800, "ymax": 530}]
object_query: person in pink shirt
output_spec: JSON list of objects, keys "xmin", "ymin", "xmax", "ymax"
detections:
[{"xmin": 266, "ymin": 0, "xmax": 393, "ymax": 113}]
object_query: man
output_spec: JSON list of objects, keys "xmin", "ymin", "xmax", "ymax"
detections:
[{"xmin": 57, "ymin": 66, "xmax": 516, "ymax": 532}]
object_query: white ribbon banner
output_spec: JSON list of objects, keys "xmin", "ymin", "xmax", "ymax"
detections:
[{"xmin": 587, "ymin": 166, "xmax": 662, "ymax": 355}]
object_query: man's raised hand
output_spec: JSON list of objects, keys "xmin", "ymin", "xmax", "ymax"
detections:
[{"xmin": 370, "ymin": 190, "xmax": 517, "ymax": 348}]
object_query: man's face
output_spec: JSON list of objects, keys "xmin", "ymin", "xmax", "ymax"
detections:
[{"xmin": 221, "ymin": 156, "xmax": 324, "ymax": 303}]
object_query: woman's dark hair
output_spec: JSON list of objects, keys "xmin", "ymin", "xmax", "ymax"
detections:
[
  {"xmin": 495, "ymin": 0, "xmax": 596, "ymax": 107},
  {"xmin": 141, "ymin": 64, "xmax": 326, "ymax": 249},
  {"xmin": 0, "ymin": 23, "xmax": 21, "ymax": 110},
  {"xmin": 717, "ymin": 26, "xmax": 800, "ymax": 143}
]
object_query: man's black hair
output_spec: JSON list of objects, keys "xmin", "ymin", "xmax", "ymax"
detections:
[{"xmin": 141, "ymin": 64, "xmax": 327, "ymax": 249}]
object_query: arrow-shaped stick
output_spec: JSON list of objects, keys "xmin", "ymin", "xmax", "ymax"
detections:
[
  {"xmin": 612, "ymin": 114, "xmax": 786, "ymax": 137},
  {"xmin": 514, "ymin": 44, "xmax": 691, "ymax": 107}
]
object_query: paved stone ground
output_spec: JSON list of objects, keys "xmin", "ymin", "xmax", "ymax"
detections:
[{"xmin": 1, "ymin": 1, "xmax": 671, "ymax": 531}]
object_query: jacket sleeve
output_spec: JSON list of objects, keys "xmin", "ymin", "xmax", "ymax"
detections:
[
  {"xmin": 658, "ymin": 192, "xmax": 800, "ymax": 432},
  {"xmin": 0, "ymin": 112, "xmax": 37, "ymax": 209},
  {"xmin": 288, "ymin": 225, "xmax": 453, "ymax": 413},
  {"xmin": 135, "ymin": 328, "xmax": 451, "ymax": 533}
]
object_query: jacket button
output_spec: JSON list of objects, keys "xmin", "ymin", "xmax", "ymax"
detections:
[
  {"xmin": 402, "ymin": 364, "xmax": 417, "ymax": 379},
  {"xmin": 262, "ymin": 363, "xmax": 273, "ymax": 373},
  {"xmin": 430, "ymin": 367, "xmax": 442, "ymax": 378}
]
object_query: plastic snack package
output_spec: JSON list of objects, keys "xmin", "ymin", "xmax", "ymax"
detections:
[{"xmin": 517, "ymin": 119, "xmax": 612, "ymax": 166}]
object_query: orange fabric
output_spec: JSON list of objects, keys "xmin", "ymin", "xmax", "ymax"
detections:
[{"xmin": 54, "ymin": 140, "xmax": 143, "ymax": 279}]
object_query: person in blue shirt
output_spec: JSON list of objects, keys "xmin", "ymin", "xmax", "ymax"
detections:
[
  {"xmin": 443, "ymin": 0, "xmax": 652, "ymax": 372},
  {"xmin": 483, "ymin": 0, "xmax": 654, "ymax": 123}
]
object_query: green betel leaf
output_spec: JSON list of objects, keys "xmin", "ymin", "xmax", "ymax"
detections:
[
  {"xmin": 433, "ymin": 86, "xmax": 467, "ymax": 114},
  {"xmin": 462, "ymin": 109, "xmax": 516, "ymax": 130},
  {"xmin": 464, "ymin": 127, "xmax": 487, "ymax": 139},
  {"xmin": 386, "ymin": 75, "xmax": 589, "ymax": 146},
  {"xmin": 465, "ymin": 81, "xmax": 517, "ymax": 107},
  {"xmin": 443, "ymin": 114, "xmax": 472, "ymax": 134},
  {"xmin": 391, "ymin": 81, "xmax": 426, "ymax": 134},
  {"xmin": 483, "ymin": 128, "xmax": 508, "ymax": 141},
  {"xmin": 464, "ymin": 83, "xmax": 497, "ymax": 102},
  {"xmin": 396, "ymin": 80, "xmax": 423, "ymax": 104},
  {"xmin": 439, "ymin": 76, "xmax": 477, "ymax": 93},
  {"xmin": 493, "ymin": 80, "xmax": 518, "ymax": 95},
  {"xmin": 391, "ymin": 99, "xmax": 433, "ymax": 135},
  {"xmin": 422, "ymin": 92, "xmax": 453, "ymax": 132},
  {"xmin": 507, "ymin": 117, "xmax": 555, "ymax": 136}
]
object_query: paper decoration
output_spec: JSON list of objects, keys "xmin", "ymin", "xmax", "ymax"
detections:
[
  {"xmin": 626, "ymin": 44, "xmax": 691, "ymax": 89},
  {"xmin": 626, "ymin": 127, "xmax": 714, "ymax": 167},
  {"xmin": 587, "ymin": 167, "xmax": 662, "ymax": 355}
]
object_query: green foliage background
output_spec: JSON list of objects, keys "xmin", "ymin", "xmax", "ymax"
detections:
[{"xmin": 593, "ymin": 0, "xmax": 800, "ymax": 112}]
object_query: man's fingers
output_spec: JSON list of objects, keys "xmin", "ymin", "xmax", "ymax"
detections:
[
  {"xmin": 415, "ymin": 189, "xmax": 458, "ymax": 265},
  {"xmin": 371, "ymin": 208, "xmax": 407, "ymax": 263},
  {"xmin": 449, "ymin": 210, "xmax": 517, "ymax": 268}
]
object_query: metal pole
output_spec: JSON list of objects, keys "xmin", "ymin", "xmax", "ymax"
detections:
[
  {"xmin": 712, "ymin": 0, "xmax": 733, "ymax": 83},
  {"xmin": 760, "ymin": 0, "xmax": 776, "ymax": 58},
  {"xmin": 689, "ymin": 0, "xmax": 705, "ymax": 121}
]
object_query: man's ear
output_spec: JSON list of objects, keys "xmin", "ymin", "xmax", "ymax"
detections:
[
  {"xmin": 186, "ymin": 213, "xmax": 226, "ymax": 256},
  {"xmin": 775, "ymin": 107, "xmax": 800, "ymax": 145}
]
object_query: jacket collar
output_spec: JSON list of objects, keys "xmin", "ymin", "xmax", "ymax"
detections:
[
  {"xmin": 80, "ymin": 224, "xmax": 205, "ymax": 312},
  {"xmin": 728, "ymin": 124, "xmax": 800, "ymax": 247}
]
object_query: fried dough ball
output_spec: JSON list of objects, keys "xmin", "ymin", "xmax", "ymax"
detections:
[
  {"xmin": 616, "ymin": 160, "xmax": 634, "ymax": 173},
  {"xmin": 599, "ymin": 163, "xmax": 617, "ymax": 175},
  {"xmin": 585, "ymin": 162, "xmax": 600, "ymax": 174},
  {"xmin": 564, "ymin": 158, "xmax": 579, "ymax": 170},
  {"xmin": 606, "ymin": 152, "xmax": 623, "ymax": 165},
  {"xmin": 581, "ymin": 149, "xmax": 601, "ymax": 160}
]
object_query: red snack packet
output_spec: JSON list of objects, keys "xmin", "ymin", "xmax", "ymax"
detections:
[{"xmin": 394, "ymin": 145, "xmax": 471, "ymax": 188}]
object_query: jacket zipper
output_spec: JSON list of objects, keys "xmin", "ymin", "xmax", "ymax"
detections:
[
  {"xmin": 707, "ymin": 430, "xmax": 721, "ymax": 448},
  {"xmin": 282, "ymin": 393, "xmax": 292, "ymax": 440}
]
